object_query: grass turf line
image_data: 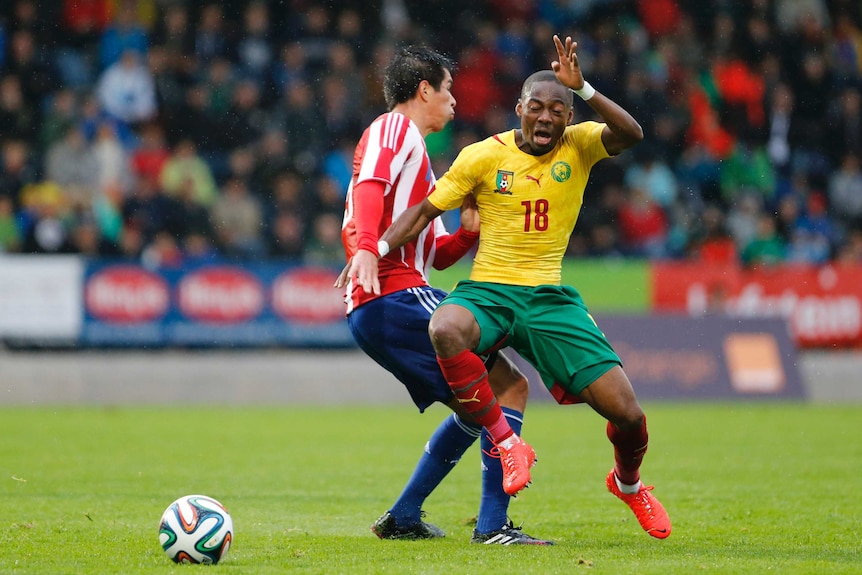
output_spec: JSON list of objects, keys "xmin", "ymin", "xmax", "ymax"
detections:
[{"xmin": 1, "ymin": 403, "xmax": 860, "ymax": 574}]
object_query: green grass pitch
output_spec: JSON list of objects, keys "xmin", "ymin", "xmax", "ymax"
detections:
[{"xmin": 1, "ymin": 402, "xmax": 860, "ymax": 574}]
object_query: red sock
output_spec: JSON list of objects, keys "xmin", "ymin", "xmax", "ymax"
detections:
[
  {"xmin": 437, "ymin": 350, "xmax": 513, "ymax": 443},
  {"xmin": 607, "ymin": 415, "xmax": 648, "ymax": 485}
]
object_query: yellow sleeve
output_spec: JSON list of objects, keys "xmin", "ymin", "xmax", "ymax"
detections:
[
  {"xmin": 428, "ymin": 140, "xmax": 490, "ymax": 212},
  {"xmin": 568, "ymin": 121, "xmax": 609, "ymax": 171}
]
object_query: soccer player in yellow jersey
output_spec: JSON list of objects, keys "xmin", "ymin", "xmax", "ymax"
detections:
[{"xmin": 340, "ymin": 34, "xmax": 672, "ymax": 539}]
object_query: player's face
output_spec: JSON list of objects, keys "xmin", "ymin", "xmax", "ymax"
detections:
[
  {"xmin": 426, "ymin": 69, "xmax": 456, "ymax": 133},
  {"xmin": 515, "ymin": 80, "xmax": 573, "ymax": 155}
]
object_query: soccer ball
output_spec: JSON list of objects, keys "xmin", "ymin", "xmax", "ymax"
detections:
[{"xmin": 158, "ymin": 494, "xmax": 233, "ymax": 564}]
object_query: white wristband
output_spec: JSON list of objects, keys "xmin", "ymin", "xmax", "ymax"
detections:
[
  {"xmin": 377, "ymin": 240, "xmax": 390, "ymax": 258},
  {"xmin": 573, "ymin": 81, "xmax": 595, "ymax": 101}
]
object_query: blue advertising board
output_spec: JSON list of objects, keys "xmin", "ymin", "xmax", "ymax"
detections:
[{"xmin": 81, "ymin": 261, "xmax": 353, "ymax": 348}]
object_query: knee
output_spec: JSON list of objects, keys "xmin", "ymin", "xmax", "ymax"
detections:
[
  {"xmin": 428, "ymin": 314, "xmax": 469, "ymax": 356},
  {"xmin": 489, "ymin": 370, "xmax": 529, "ymax": 397},
  {"xmin": 612, "ymin": 407, "xmax": 645, "ymax": 431}
]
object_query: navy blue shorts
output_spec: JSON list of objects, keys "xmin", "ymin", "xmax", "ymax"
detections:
[{"xmin": 347, "ymin": 286, "xmax": 454, "ymax": 412}]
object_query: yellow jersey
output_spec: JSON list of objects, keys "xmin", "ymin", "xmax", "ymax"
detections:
[{"xmin": 429, "ymin": 122, "xmax": 609, "ymax": 286}]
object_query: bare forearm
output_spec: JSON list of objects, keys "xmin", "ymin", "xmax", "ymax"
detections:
[
  {"xmin": 380, "ymin": 199, "xmax": 441, "ymax": 251},
  {"xmin": 585, "ymin": 91, "xmax": 643, "ymax": 154}
]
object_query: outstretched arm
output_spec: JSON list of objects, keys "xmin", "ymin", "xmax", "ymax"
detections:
[
  {"xmin": 551, "ymin": 34, "xmax": 643, "ymax": 155},
  {"xmin": 379, "ymin": 197, "xmax": 444, "ymax": 254},
  {"xmin": 334, "ymin": 198, "xmax": 444, "ymax": 294}
]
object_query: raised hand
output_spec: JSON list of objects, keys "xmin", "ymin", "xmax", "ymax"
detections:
[{"xmin": 551, "ymin": 34, "xmax": 585, "ymax": 91}]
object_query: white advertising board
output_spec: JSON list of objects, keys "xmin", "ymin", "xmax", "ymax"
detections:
[{"xmin": 0, "ymin": 255, "xmax": 83, "ymax": 340}]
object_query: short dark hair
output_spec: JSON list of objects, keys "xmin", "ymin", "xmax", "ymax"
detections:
[
  {"xmin": 520, "ymin": 70, "xmax": 573, "ymax": 107},
  {"xmin": 383, "ymin": 45, "xmax": 454, "ymax": 110}
]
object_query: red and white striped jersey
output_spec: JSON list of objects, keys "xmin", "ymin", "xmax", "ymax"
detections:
[{"xmin": 341, "ymin": 112, "xmax": 448, "ymax": 313}]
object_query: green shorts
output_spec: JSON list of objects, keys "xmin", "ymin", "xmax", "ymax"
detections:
[{"xmin": 439, "ymin": 280, "xmax": 621, "ymax": 402}]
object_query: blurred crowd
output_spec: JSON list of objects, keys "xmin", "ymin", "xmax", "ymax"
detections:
[{"xmin": 0, "ymin": 0, "xmax": 860, "ymax": 268}]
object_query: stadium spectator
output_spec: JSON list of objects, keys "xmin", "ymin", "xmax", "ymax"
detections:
[
  {"xmin": 219, "ymin": 78, "xmax": 267, "ymax": 151},
  {"xmin": 182, "ymin": 231, "xmax": 220, "ymax": 265},
  {"xmin": 92, "ymin": 120, "xmax": 132, "ymax": 196},
  {"xmin": 252, "ymin": 130, "xmax": 294, "ymax": 194},
  {"xmin": 726, "ymin": 193, "xmax": 764, "ymax": 253},
  {"xmin": 44, "ymin": 125, "xmax": 98, "ymax": 200},
  {"xmin": 121, "ymin": 175, "xmax": 173, "ymax": 244},
  {"xmin": 742, "ymin": 213, "xmax": 786, "ymax": 268},
  {"xmin": 61, "ymin": 0, "xmax": 111, "ymax": 48},
  {"xmin": 162, "ymin": 84, "xmax": 212, "ymax": 147},
  {"xmin": 765, "ymin": 82, "xmax": 796, "ymax": 181},
  {"xmin": 69, "ymin": 215, "xmax": 119, "ymax": 257},
  {"xmin": 325, "ymin": 39, "xmax": 366, "ymax": 112},
  {"xmin": 272, "ymin": 41, "xmax": 308, "ymax": 99},
  {"xmin": 266, "ymin": 170, "xmax": 310, "ymax": 221},
  {"xmin": 303, "ymin": 211, "xmax": 342, "ymax": 265},
  {"xmin": 236, "ymin": 1, "xmax": 273, "ymax": 83},
  {"xmin": 210, "ymin": 176, "xmax": 264, "ymax": 259},
  {"xmin": 623, "ymin": 147, "xmax": 678, "ymax": 208},
  {"xmin": 116, "ymin": 223, "xmax": 144, "ymax": 260},
  {"xmin": 280, "ymin": 79, "xmax": 326, "ymax": 175},
  {"xmin": 788, "ymin": 50, "xmax": 833, "ymax": 179},
  {"xmin": 689, "ymin": 204, "xmax": 738, "ymax": 264},
  {"xmin": 719, "ymin": 139, "xmax": 777, "ymax": 208},
  {"xmin": 19, "ymin": 181, "xmax": 72, "ymax": 254},
  {"xmin": 829, "ymin": 152, "xmax": 862, "ymax": 232},
  {"xmin": 149, "ymin": 4, "xmax": 194, "ymax": 75},
  {"xmin": 310, "ymin": 174, "xmax": 345, "ymax": 218},
  {"xmin": 129, "ymin": 122, "xmax": 170, "ymax": 184},
  {"xmin": 160, "ymin": 138, "xmax": 218, "ymax": 207},
  {"xmin": 319, "ymin": 76, "xmax": 363, "ymax": 149},
  {"xmin": 835, "ymin": 228, "xmax": 862, "ymax": 265},
  {"xmin": 450, "ymin": 43, "xmax": 500, "ymax": 131},
  {"xmin": 92, "ymin": 181, "xmax": 123, "ymax": 246},
  {"xmin": 266, "ymin": 209, "xmax": 305, "ymax": 260},
  {"xmin": 826, "ymin": 87, "xmax": 862, "ymax": 165},
  {"xmin": 40, "ymin": 88, "xmax": 79, "ymax": 149},
  {"xmin": 617, "ymin": 186, "xmax": 669, "ymax": 258},
  {"xmin": 0, "ymin": 74, "xmax": 37, "ymax": 145},
  {"xmin": 0, "ymin": 139, "xmax": 36, "ymax": 211},
  {"xmin": 141, "ymin": 229, "xmax": 183, "ymax": 268},
  {"xmin": 796, "ymin": 190, "xmax": 839, "ymax": 255},
  {"xmin": 194, "ymin": 4, "xmax": 233, "ymax": 66},
  {"xmin": 224, "ymin": 147, "xmax": 258, "ymax": 192},
  {"xmin": 165, "ymin": 177, "xmax": 214, "ymax": 249},
  {"xmin": 0, "ymin": 195, "xmax": 20, "ymax": 252},
  {"xmin": 98, "ymin": 3, "xmax": 147, "ymax": 70},
  {"xmin": 96, "ymin": 48, "xmax": 157, "ymax": 125},
  {"xmin": 291, "ymin": 4, "xmax": 334, "ymax": 73},
  {"xmin": 334, "ymin": 8, "xmax": 368, "ymax": 59}
]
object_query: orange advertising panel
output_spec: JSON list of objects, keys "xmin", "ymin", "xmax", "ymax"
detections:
[{"xmin": 652, "ymin": 263, "xmax": 862, "ymax": 348}]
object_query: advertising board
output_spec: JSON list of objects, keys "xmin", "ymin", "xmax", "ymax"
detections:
[{"xmin": 81, "ymin": 261, "xmax": 352, "ymax": 347}]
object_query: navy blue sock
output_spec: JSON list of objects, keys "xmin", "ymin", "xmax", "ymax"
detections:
[
  {"xmin": 388, "ymin": 413, "xmax": 481, "ymax": 525},
  {"xmin": 476, "ymin": 407, "xmax": 524, "ymax": 533}
]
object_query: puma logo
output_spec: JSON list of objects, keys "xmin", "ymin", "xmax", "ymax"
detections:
[
  {"xmin": 525, "ymin": 174, "xmax": 542, "ymax": 187},
  {"xmin": 457, "ymin": 390, "xmax": 481, "ymax": 403}
]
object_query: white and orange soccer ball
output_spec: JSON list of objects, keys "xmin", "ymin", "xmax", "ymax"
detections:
[{"xmin": 158, "ymin": 494, "xmax": 233, "ymax": 564}]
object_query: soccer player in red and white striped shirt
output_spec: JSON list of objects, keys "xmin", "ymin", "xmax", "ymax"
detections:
[{"xmin": 339, "ymin": 46, "xmax": 550, "ymax": 545}]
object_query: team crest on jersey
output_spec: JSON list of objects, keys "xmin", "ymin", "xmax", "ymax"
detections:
[
  {"xmin": 495, "ymin": 170, "xmax": 515, "ymax": 195},
  {"xmin": 551, "ymin": 161, "xmax": 572, "ymax": 182}
]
